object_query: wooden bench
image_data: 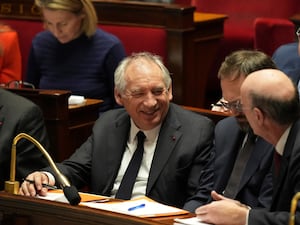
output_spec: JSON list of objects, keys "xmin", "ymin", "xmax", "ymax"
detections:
[
  {"xmin": 182, "ymin": 105, "xmax": 228, "ymax": 124},
  {"xmin": 4, "ymin": 87, "xmax": 102, "ymax": 162}
]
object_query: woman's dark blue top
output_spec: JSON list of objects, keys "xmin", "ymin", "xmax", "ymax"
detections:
[{"xmin": 25, "ymin": 28, "xmax": 126, "ymax": 112}]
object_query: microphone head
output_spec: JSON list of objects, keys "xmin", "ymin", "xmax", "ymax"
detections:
[{"xmin": 62, "ymin": 186, "xmax": 81, "ymax": 205}]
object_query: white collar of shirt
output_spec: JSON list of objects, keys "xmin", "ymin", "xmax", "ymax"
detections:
[
  {"xmin": 275, "ymin": 125, "xmax": 292, "ymax": 156},
  {"xmin": 112, "ymin": 119, "xmax": 161, "ymax": 199},
  {"xmin": 129, "ymin": 119, "xmax": 161, "ymax": 144}
]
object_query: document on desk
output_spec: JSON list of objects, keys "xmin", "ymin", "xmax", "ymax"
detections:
[
  {"xmin": 37, "ymin": 191, "xmax": 188, "ymax": 218},
  {"xmin": 174, "ymin": 217, "xmax": 212, "ymax": 225},
  {"xmin": 81, "ymin": 197, "xmax": 189, "ymax": 217},
  {"xmin": 37, "ymin": 190, "xmax": 109, "ymax": 204}
]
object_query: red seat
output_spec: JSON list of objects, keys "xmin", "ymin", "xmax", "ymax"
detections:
[{"xmin": 187, "ymin": 0, "xmax": 298, "ymax": 104}]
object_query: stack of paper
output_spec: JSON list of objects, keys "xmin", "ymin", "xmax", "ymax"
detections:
[
  {"xmin": 37, "ymin": 190, "xmax": 188, "ymax": 218},
  {"xmin": 81, "ymin": 197, "xmax": 189, "ymax": 217},
  {"xmin": 174, "ymin": 217, "xmax": 212, "ymax": 225}
]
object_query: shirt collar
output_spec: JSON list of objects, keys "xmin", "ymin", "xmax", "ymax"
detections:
[
  {"xmin": 275, "ymin": 125, "xmax": 292, "ymax": 156},
  {"xmin": 129, "ymin": 119, "xmax": 161, "ymax": 143}
]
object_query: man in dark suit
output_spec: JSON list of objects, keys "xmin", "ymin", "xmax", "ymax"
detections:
[
  {"xmin": 20, "ymin": 52, "xmax": 215, "ymax": 212},
  {"xmin": 196, "ymin": 69, "xmax": 300, "ymax": 225},
  {"xmin": 212, "ymin": 50, "xmax": 276, "ymax": 208},
  {"xmin": 0, "ymin": 88, "xmax": 49, "ymax": 190}
]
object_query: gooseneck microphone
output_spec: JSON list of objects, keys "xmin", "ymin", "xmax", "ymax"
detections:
[
  {"xmin": 289, "ymin": 192, "xmax": 300, "ymax": 225},
  {"xmin": 5, "ymin": 133, "xmax": 81, "ymax": 205}
]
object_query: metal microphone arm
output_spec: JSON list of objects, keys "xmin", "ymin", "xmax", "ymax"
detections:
[
  {"xmin": 5, "ymin": 133, "xmax": 81, "ymax": 205},
  {"xmin": 289, "ymin": 192, "xmax": 300, "ymax": 225}
]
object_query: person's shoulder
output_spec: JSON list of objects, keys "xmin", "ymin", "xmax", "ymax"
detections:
[
  {"xmin": 94, "ymin": 28, "xmax": 122, "ymax": 43},
  {"xmin": 93, "ymin": 108, "xmax": 128, "ymax": 128},
  {"xmin": 0, "ymin": 88, "xmax": 37, "ymax": 109},
  {"xmin": 33, "ymin": 31, "xmax": 55, "ymax": 43},
  {"xmin": 216, "ymin": 116, "xmax": 237, "ymax": 128},
  {"xmin": 273, "ymin": 42, "xmax": 298, "ymax": 58},
  {"xmin": 170, "ymin": 103, "xmax": 213, "ymax": 125}
]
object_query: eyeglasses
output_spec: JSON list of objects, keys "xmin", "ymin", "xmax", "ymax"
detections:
[
  {"xmin": 219, "ymin": 98, "xmax": 243, "ymax": 113},
  {"xmin": 5, "ymin": 80, "xmax": 35, "ymax": 89}
]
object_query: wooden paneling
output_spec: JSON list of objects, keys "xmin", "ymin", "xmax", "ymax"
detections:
[{"xmin": 4, "ymin": 88, "xmax": 102, "ymax": 162}]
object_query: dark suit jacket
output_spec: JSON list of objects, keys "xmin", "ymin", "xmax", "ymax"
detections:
[
  {"xmin": 272, "ymin": 42, "xmax": 300, "ymax": 86},
  {"xmin": 214, "ymin": 117, "xmax": 274, "ymax": 208},
  {"xmin": 0, "ymin": 88, "xmax": 49, "ymax": 190},
  {"xmin": 52, "ymin": 103, "xmax": 215, "ymax": 212},
  {"xmin": 249, "ymin": 119, "xmax": 300, "ymax": 225}
]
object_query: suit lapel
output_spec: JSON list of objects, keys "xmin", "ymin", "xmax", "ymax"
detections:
[
  {"xmin": 271, "ymin": 121, "xmax": 300, "ymax": 208},
  {"xmin": 238, "ymin": 138, "xmax": 272, "ymax": 190},
  {"xmin": 96, "ymin": 112, "xmax": 131, "ymax": 194},
  {"xmin": 146, "ymin": 107, "xmax": 181, "ymax": 193}
]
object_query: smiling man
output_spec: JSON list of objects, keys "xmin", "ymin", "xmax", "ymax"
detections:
[{"xmin": 20, "ymin": 52, "xmax": 215, "ymax": 212}]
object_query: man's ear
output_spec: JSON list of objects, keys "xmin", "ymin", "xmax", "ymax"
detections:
[
  {"xmin": 114, "ymin": 89, "xmax": 124, "ymax": 106},
  {"xmin": 167, "ymin": 84, "xmax": 173, "ymax": 101},
  {"xmin": 253, "ymin": 107, "xmax": 265, "ymax": 126}
]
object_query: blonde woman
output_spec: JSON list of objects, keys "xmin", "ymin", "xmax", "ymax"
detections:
[{"xmin": 25, "ymin": 0, "xmax": 126, "ymax": 112}]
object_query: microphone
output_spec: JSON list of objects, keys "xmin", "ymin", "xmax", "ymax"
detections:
[
  {"xmin": 5, "ymin": 133, "xmax": 81, "ymax": 205},
  {"xmin": 289, "ymin": 192, "xmax": 300, "ymax": 225}
]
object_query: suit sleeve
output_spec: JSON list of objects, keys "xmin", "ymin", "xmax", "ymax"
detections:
[{"xmin": 183, "ymin": 119, "xmax": 215, "ymax": 212}]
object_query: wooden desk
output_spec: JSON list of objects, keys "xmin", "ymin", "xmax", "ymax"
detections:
[
  {"xmin": 4, "ymin": 88, "xmax": 102, "ymax": 162},
  {"xmin": 290, "ymin": 14, "xmax": 300, "ymax": 40},
  {"xmin": 0, "ymin": 192, "xmax": 193, "ymax": 225},
  {"xmin": 182, "ymin": 105, "xmax": 228, "ymax": 124},
  {"xmin": 290, "ymin": 14, "xmax": 300, "ymax": 28}
]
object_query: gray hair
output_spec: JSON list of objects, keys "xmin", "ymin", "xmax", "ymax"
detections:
[{"xmin": 114, "ymin": 52, "xmax": 172, "ymax": 94}]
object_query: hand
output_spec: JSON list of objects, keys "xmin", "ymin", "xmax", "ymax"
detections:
[
  {"xmin": 19, "ymin": 171, "xmax": 53, "ymax": 197},
  {"xmin": 195, "ymin": 191, "xmax": 249, "ymax": 225}
]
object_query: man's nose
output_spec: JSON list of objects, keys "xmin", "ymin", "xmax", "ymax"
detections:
[{"xmin": 143, "ymin": 93, "xmax": 157, "ymax": 106}]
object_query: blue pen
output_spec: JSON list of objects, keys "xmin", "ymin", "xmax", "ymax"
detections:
[{"xmin": 128, "ymin": 203, "xmax": 146, "ymax": 211}]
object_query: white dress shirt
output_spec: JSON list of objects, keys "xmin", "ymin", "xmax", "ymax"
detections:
[{"xmin": 111, "ymin": 119, "xmax": 161, "ymax": 199}]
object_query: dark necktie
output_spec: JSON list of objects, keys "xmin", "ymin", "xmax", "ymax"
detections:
[
  {"xmin": 115, "ymin": 131, "xmax": 146, "ymax": 200},
  {"xmin": 224, "ymin": 132, "xmax": 256, "ymax": 198},
  {"xmin": 273, "ymin": 151, "xmax": 282, "ymax": 177}
]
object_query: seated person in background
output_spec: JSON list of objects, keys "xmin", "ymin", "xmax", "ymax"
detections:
[
  {"xmin": 196, "ymin": 69, "xmax": 300, "ymax": 225},
  {"xmin": 0, "ymin": 87, "xmax": 50, "ymax": 190},
  {"xmin": 213, "ymin": 50, "xmax": 277, "ymax": 209},
  {"xmin": 19, "ymin": 52, "xmax": 215, "ymax": 212},
  {"xmin": 272, "ymin": 28, "xmax": 300, "ymax": 92},
  {"xmin": 0, "ymin": 23, "xmax": 22, "ymax": 84},
  {"xmin": 25, "ymin": 0, "xmax": 127, "ymax": 113}
]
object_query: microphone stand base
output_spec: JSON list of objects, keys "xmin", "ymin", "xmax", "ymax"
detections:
[{"xmin": 5, "ymin": 181, "xmax": 20, "ymax": 194}]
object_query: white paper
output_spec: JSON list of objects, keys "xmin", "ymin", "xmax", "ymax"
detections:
[
  {"xmin": 37, "ymin": 192, "xmax": 69, "ymax": 203},
  {"xmin": 81, "ymin": 198, "xmax": 187, "ymax": 217},
  {"xmin": 174, "ymin": 217, "xmax": 212, "ymax": 225},
  {"xmin": 68, "ymin": 95, "xmax": 85, "ymax": 105}
]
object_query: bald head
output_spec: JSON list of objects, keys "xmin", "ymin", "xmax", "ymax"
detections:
[
  {"xmin": 241, "ymin": 69, "xmax": 295, "ymax": 102},
  {"xmin": 241, "ymin": 69, "xmax": 300, "ymax": 126}
]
